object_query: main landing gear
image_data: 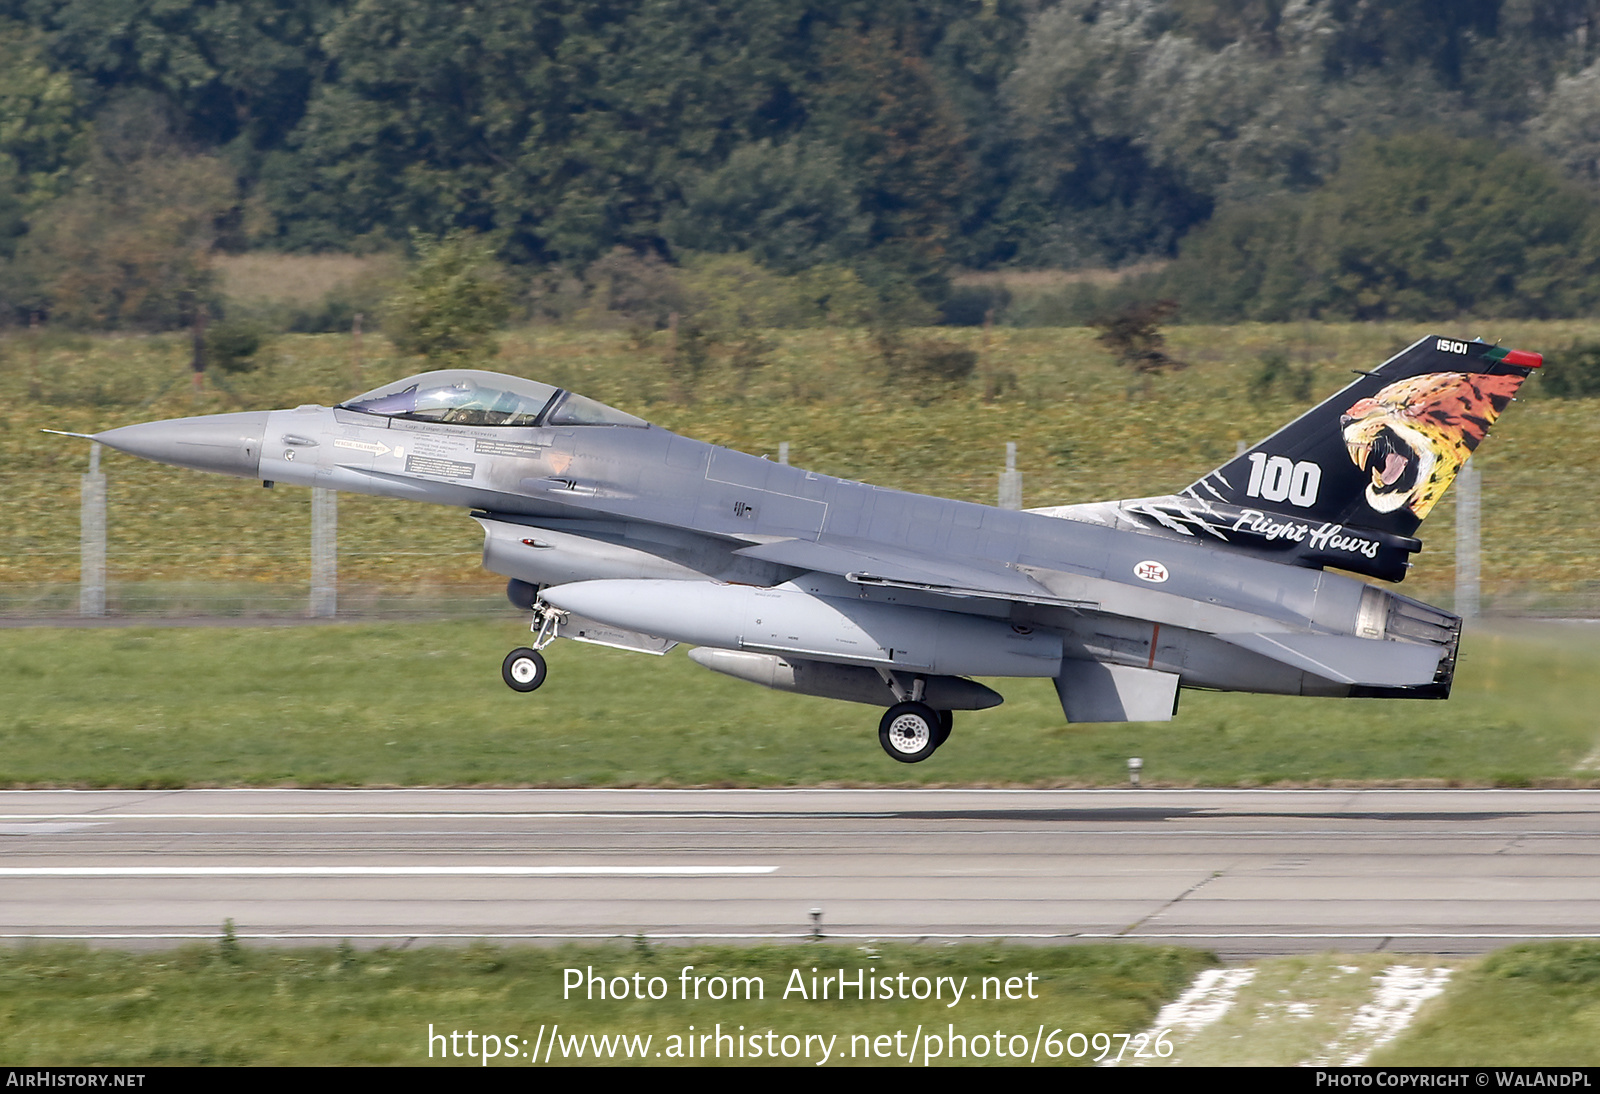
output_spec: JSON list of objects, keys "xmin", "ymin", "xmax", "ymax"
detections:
[
  {"xmin": 878, "ymin": 702, "xmax": 955, "ymax": 763},
  {"xmin": 873, "ymin": 669, "xmax": 955, "ymax": 763}
]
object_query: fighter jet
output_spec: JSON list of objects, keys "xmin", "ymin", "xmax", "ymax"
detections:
[{"xmin": 79, "ymin": 334, "xmax": 1539, "ymax": 762}]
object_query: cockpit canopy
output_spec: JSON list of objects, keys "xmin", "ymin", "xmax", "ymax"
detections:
[{"xmin": 337, "ymin": 370, "xmax": 646, "ymax": 428}]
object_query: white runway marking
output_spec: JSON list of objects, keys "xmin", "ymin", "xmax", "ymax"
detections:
[
  {"xmin": 0, "ymin": 865, "xmax": 778, "ymax": 877},
  {"xmin": 0, "ymin": 813, "xmax": 890, "ymax": 821}
]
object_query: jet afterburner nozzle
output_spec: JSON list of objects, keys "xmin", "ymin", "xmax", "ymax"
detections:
[{"xmin": 94, "ymin": 411, "xmax": 270, "ymax": 480}]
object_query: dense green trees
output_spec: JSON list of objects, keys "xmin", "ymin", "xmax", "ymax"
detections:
[
  {"xmin": 22, "ymin": 0, "xmax": 337, "ymax": 159},
  {"xmin": 6, "ymin": 0, "xmax": 1600, "ymax": 327},
  {"xmin": 1167, "ymin": 134, "xmax": 1600, "ymax": 321},
  {"xmin": 662, "ymin": 140, "xmax": 871, "ymax": 274},
  {"xmin": 0, "ymin": 19, "xmax": 85, "ymax": 257},
  {"xmin": 3, "ymin": 84, "xmax": 238, "ymax": 329}
]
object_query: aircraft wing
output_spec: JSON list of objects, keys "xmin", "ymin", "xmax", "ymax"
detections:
[
  {"xmin": 730, "ymin": 536, "xmax": 1065, "ymax": 602},
  {"xmin": 509, "ymin": 473, "xmax": 1085, "ymax": 602}
]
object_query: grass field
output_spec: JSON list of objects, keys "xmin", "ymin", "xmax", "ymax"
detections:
[
  {"xmin": 3, "ymin": 321, "xmax": 1599, "ymax": 608},
  {"xmin": 0, "ymin": 941, "xmax": 1211, "ymax": 1066},
  {"xmin": 4, "ymin": 938, "xmax": 1599, "ymax": 1066},
  {"xmin": 0, "ymin": 618, "xmax": 1595, "ymax": 787},
  {"xmin": 1376, "ymin": 942, "xmax": 1600, "ymax": 1066}
]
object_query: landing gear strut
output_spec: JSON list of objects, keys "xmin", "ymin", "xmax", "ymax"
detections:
[
  {"xmin": 874, "ymin": 669, "xmax": 953, "ymax": 762},
  {"xmin": 502, "ymin": 598, "xmax": 563, "ymax": 693}
]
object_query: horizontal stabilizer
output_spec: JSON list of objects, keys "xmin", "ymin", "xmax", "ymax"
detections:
[
  {"xmin": 1054, "ymin": 662, "xmax": 1179, "ymax": 723},
  {"xmin": 1218, "ymin": 632, "xmax": 1443, "ymax": 687}
]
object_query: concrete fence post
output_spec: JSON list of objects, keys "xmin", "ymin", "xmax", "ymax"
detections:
[
  {"xmin": 79, "ymin": 443, "xmax": 106, "ymax": 617},
  {"xmin": 311, "ymin": 486, "xmax": 337, "ymax": 618},
  {"xmin": 1455, "ymin": 460, "xmax": 1481, "ymax": 619},
  {"xmin": 999, "ymin": 442, "xmax": 1022, "ymax": 510}
]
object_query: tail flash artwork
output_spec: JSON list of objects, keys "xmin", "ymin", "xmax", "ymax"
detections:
[
  {"xmin": 1189, "ymin": 337, "xmax": 1537, "ymax": 537},
  {"xmin": 1042, "ymin": 336, "xmax": 1540, "ymax": 583}
]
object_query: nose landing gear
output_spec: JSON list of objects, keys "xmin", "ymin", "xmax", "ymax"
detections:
[{"xmin": 502, "ymin": 599, "xmax": 563, "ymax": 693}]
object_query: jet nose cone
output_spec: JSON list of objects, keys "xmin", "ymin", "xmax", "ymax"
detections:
[{"xmin": 94, "ymin": 411, "xmax": 270, "ymax": 479}]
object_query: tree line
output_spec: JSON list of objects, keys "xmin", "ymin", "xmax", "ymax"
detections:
[{"xmin": 6, "ymin": 0, "xmax": 1600, "ymax": 329}]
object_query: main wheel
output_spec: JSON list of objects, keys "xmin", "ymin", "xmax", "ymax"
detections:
[
  {"xmin": 878, "ymin": 701, "xmax": 941, "ymax": 763},
  {"xmin": 502, "ymin": 647, "xmax": 547, "ymax": 692},
  {"xmin": 935, "ymin": 709, "xmax": 954, "ymax": 747}
]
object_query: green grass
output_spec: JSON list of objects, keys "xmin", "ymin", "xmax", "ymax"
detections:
[
  {"xmin": 10, "ymin": 935, "xmax": 1600, "ymax": 1066},
  {"xmin": 3, "ymin": 321, "xmax": 1599, "ymax": 607},
  {"xmin": 10, "ymin": 938, "xmax": 1600, "ymax": 1066},
  {"xmin": 1377, "ymin": 942, "xmax": 1600, "ymax": 1066},
  {"xmin": 0, "ymin": 619, "xmax": 1595, "ymax": 787},
  {"xmin": 0, "ymin": 941, "xmax": 1213, "ymax": 1066}
]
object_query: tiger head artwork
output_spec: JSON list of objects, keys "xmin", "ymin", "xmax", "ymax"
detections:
[{"xmin": 1340, "ymin": 371, "xmax": 1524, "ymax": 518}]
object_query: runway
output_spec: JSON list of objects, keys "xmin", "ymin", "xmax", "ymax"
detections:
[{"xmin": 3, "ymin": 788, "xmax": 1599, "ymax": 958}]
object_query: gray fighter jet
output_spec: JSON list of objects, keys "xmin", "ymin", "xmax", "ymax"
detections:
[{"xmin": 80, "ymin": 334, "xmax": 1539, "ymax": 762}]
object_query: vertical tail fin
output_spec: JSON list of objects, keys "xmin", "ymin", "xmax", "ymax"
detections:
[{"xmin": 1179, "ymin": 335, "xmax": 1539, "ymax": 580}]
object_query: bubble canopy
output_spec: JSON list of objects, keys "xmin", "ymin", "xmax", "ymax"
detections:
[{"xmin": 337, "ymin": 370, "xmax": 646, "ymax": 428}]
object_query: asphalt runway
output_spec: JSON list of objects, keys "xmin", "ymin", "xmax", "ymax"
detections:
[{"xmin": 3, "ymin": 788, "xmax": 1599, "ymax": 958}]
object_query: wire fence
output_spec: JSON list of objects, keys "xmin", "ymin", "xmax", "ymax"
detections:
[
  {"xmin": 1, "ymin": 463, "xmax": 506, "ymax": 620},
  {"xmin": 0, "ymin": 581, "xmax": 511, "ymax": 620},
  {"xmin": 3, "ymin": 455, "xmax": 1598, "ymax": 622}
]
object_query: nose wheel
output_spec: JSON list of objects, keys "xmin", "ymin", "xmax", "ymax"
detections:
[
  {"xmin": 878, "ymin": 702, "xmax": 953, "ymax": 763},
  {"xmin": 502, "ymin": 647, "xmax": 547, "ymax": 692}
]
